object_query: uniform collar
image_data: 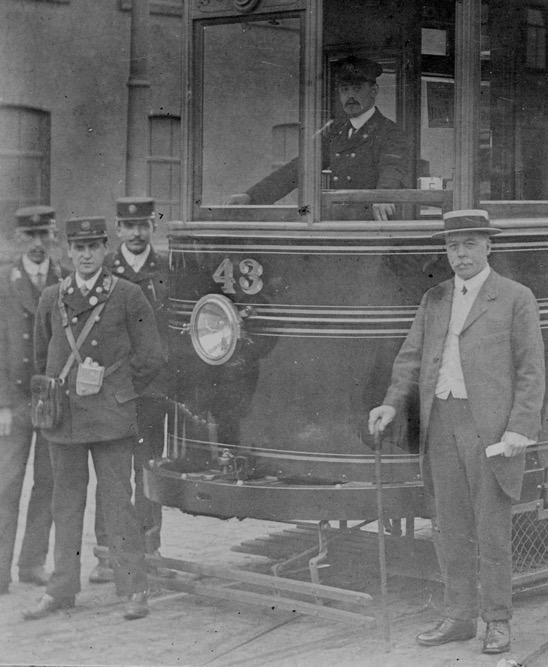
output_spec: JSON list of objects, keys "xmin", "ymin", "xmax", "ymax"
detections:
[
  {"xmin": 121, "ymin": 243, "xmax": 151, "ymax": 273},
  {"xmin": 62, "ymin": 267, "xmax": 115, "ymax": 316},
  {"xmin": 75, "ymin": 269, "xmax": 102, "ymax": 291},
  {"xmin": 22, "ymin": 254, "xmax": 49, "ymax": 277},
  {"xmin": 349, "ymin": 106, "xmax": 376, "ymax": 131}
]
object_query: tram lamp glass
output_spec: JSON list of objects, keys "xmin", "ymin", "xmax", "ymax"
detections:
[{"xmin": 190, "ymin": 294, "xmax": 242, "ymax": 365}]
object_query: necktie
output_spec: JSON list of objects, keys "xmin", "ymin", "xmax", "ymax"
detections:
[
  {"xmin": 462, "ymin": 285, "xmax": 468, "ymax": 296},
  {"xmin": 81, "ymin": 285, "xmax": 90, "ymax": 297},
  {"xmin": 31, "ymin": 273, "xmax": 45, "ymax": 291}
]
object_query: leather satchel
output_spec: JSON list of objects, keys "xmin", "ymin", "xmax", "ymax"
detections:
[{"xmin": 30, "ymin": 375, "xmax": 63, "ymax": 430}]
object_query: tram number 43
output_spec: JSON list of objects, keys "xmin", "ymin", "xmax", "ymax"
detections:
[{"xmin": 212, "ymin": 258, "xmax": 264, "ymax": 295}]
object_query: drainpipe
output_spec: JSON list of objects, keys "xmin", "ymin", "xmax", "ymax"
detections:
[{"xmin": 125, "ymin": 0, "xmax": 151, "ymax": 195}]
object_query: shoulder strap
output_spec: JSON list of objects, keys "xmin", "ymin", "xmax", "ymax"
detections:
[
  {"xmin": 58, "ymin": 303, "xmax": 106, "ymax": 382},
  {"xmin": 56, "ymin": 275, "xmax": 119, "ymax": 383}
]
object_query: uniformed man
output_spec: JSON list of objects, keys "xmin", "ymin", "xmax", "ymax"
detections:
[
  {"xmin": 23, "ymin": 216, "xmax": 164, "ymax": 621},
  {"xmin": 227, "ymin": 56, "xmax": 410, "ymax": 221},
  {"xmin": 88, "ymin": 197, "xmax": 170, "ymax": 584},
  {"xmin": 0, "ymin": 206, "xmax": 68, "ymax": 594}
]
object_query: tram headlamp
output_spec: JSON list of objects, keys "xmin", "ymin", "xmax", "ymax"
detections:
[{"xmin": 190, "ymin": 294, "xmax": 242, "ymax": 365}]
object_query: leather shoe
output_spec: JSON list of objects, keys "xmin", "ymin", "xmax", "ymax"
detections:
[
  {"xmin": 124, "ymin": 591, "xmax": 149, "ymax": 620},
  {"xmin": 482, "ymin": 621, "xmax": 511, "ymax": 654},
  {"xmin": 88, "ymin": 560, "xmax": 114, "ymax": 584},
  {"xmin": 417, "ymin": 618, "xmax": 477, "ymax": 646},
  {"xmin": 19, "ymin": 566, "xmax": 49, "ymax": 586},
  {"xmin": 22, "ymin": 593, "xmax": 75, "ymax": 621}
]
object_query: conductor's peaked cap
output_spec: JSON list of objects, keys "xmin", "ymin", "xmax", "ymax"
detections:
[{"xmin": 335, "ymin": 56, "xmax": 383, "ymax": 84}]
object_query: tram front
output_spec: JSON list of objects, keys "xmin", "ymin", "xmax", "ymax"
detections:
[{"xmin": 145, "ymin": 0, "xmax": 548, "ymax": 526}]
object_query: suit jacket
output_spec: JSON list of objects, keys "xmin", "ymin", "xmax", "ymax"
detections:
[
  {"xmin": 34, "ymin": 267, "xmax": 164, "ymax": 444},
  {"xmin": 0, "ymin": 257, "xmax": 67, "ymax": 415},
  {"xmin": 105, "ymin": 245, "xmax": 170, "ymax": 398},
  {"xmin": 383, "ymin": 270, "xmax": 545, "ymax": 500},
  {"xmin": 246, "ymin": 109, "xmax": 409, "ymax": 207}
]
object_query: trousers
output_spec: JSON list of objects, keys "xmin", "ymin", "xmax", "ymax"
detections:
[
  {"xmin": 95, "ymin": 397, "xmax": 165, "ymax": 554},
  {"xmin": 46, "ymin": 436, "xmax": 147, "ymax": 600},
  {"xmin": 427, "ymin": 396, "xmax": 513, "ymax": 623},
  {"xmin": 0, "ymin": 417, "xmax": 53, "ymax": 585}
]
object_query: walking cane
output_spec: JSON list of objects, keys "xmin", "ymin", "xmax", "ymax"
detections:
[{"xmin": 373, "ymin": 426, "xmax": 391, "ymax": 652}]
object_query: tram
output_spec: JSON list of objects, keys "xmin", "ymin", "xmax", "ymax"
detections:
[{"xmin": 145, "ymin": 0, "xmax": 548, "ymax": 546}]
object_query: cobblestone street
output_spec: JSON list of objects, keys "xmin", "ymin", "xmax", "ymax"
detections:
[{"xmin": 2, "ymin": 456, "xmax": 548, "ymax": 667}]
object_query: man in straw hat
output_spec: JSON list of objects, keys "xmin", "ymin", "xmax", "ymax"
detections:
[
  {"xmin": 23, "ymin": 216, "xmax": 164, "ymax": 621},
  {"xmin": 369, "ymin": 209, "xmax": 545, "ymax": 654},
  {"xmin": 0, "ymin": 206, "xmax": 68, "ymax": 594}
]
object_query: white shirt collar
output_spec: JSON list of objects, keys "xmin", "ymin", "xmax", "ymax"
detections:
[
  {"xmin": 121, "ymin": 243, "xmax": 151, "ymax": 273},
  {"xmin": 454, "ymin": 264, "xmax": 491, "ymax": 294},
  {"xmin": 75, "ymin": 269, "xmax": 102, "ymax": 291},
  {"xmin": 22, "ymin": 254, "xmax": 49, "ymax": 277},
  {"xmin": 349, "ymin": 106, "xmax": 376, "ymax": 130}
]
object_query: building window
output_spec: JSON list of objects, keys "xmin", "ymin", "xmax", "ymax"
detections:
[
  {"xmin": 526, "ymin": 8, "xmax": 546, "ymax": 70},
  {"xmin": 0, "ymin": 106, "xmax": 51, "ymax": 236},
  {"xmin": 119, "ymin": 0, "xmax": 183, "ymax": 16},
  {"xmin": 148, "ymin": 114, "xmax": 181, "ymax": 242}
]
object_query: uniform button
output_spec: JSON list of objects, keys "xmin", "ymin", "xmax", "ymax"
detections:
[
  {"xmin": 23, "ymin": 313, "xmax": 29, "ymax": 319},
  {"xmin": 95, "ymin": 317, "xmax": 101, "ymax": 322},
  {"xmin": 22, "ymin": 333, "xmax": 30, "ymax": 340},
  {"xmin": 346, "ymin": 176, "xmax": 352, "ymax": 181},
  {"xmin": 15, "ymin": 380, "xmax": 22, "ymax": 385},
  {"xmin": 351, "ymin": 153, "xmax": 356, "ymax": 158},
  {"xmin": 91, "ymin": 340, "xmax": 98, "ymax": 347},
  {"xmin": 89, "ymin": 296, "xmax": 98, "ymax": 306},
  {"xmin": 67, "ymin": 287, "xmax": 74, "ymax": 295},
  {"xmin": 96, "ymin": 287, "xmax": 103, "ymax": 294},
  {"xmin": 72, "ymin": 316, "xmax": 78, "ymax": 324},
  {"xmin": 65, "ymin": 390, "xmax": 70, "ymax": 395},
  {"xmin": 148, "ymin": 284, "xmax": 154, "ymax": 289},
  {"xmin": 333, "ymin": 176, "xmax": 339, "ymax": 182},
  {"xmin": 23, "ymin": 358, "xmax": 29, "ymax": 363},
  {"xmin": 150, "ymin": 262, "xmax": 155, "ymax": 268},
  {"xmin": 335, "ymin": 153, "xmax": 341, "ymax": 158}
]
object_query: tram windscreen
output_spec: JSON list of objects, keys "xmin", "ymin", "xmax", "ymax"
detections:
[{"xmin": 200, "ymin": 18, "xmax": 301, "ymax": 208}]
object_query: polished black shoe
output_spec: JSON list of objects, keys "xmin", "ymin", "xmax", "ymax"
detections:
[
  {"xmin": 19, "ymin": 566, "xmax": 49, "ymax": 586},
  {"xmin": 88, "ymin": 559, "xmax": 114, "ymax": 584},
  {"xmin": 22, "ymin": 593, "xmax": 75, "ymax": 621},
  {"xmin": 417, "ymin": 618, "xmax": 477, "ymax": 646},
  {"xmin": 482, "ymin": 621, "xmax": 511, "ymax": 654},
  {"xmin": 124, "ymin": 591, "xmax": 149, "ymax": 620}
]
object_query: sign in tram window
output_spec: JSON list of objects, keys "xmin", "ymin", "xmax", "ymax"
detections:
[{"xmin": 200, "ymin": 17, "xmax": 301, "ymax": 211}]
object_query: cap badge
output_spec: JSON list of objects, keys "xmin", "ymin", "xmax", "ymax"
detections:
[
  {"xmin": 82, "ymin": 220, "xmax": 91, "ymax": 231},
  {"xmin": 129, "ymin": 204, "xmax": 137, "ymax": 214},
  {"xmin": 31, "ymin": 213, "xmax": 40, "ymax": 223}
]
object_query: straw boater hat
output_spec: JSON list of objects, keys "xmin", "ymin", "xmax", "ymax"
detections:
[{"xmin": 432, "ymin": 209, "xmax": 501, "ymax": 238}]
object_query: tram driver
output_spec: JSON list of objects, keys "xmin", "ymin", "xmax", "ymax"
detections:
[{"xmin": 227, "ymin": 56, "xmax": 410, "ymax": 221}]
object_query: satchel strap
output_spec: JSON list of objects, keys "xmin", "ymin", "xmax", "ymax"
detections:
[{"xmin": 57, "ymin": 276, "xmax": 119, "ymax": 383}]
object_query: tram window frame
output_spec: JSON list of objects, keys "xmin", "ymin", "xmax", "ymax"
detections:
[{"xmin": 190, "ymin": 12, "xmax": 306, "ymax": 224}]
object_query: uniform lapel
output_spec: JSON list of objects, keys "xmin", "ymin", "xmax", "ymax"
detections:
[
  {"xmin": 432, "ymin": 280, "xmax": 453, "ymax": 334},
  {"xmin": 11, "ymin": 257, "xmax": 39, "ymax": 314},
  {"xmin": 111, "ymin": 247, "xmax": 138, "ymax": 281},
  {"xmin": 61, "ymin": 268, "xmax": 112, "ymax": 317}
]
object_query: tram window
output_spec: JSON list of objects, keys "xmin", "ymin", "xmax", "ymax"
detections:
[
  {"xmin": 480, "ymin": 2, "xmax": 548, "ymax": 201},
  {"xmin": 198, "ymin": 16, "xmax": 301, "ymax": 220}
]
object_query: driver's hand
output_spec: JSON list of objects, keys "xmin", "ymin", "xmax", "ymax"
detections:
[
  {"xmin": 372, "ymin": 203, "xmax": 396, "ymax": 221},
  {"xmin": 225, "ymin": 193, "xmax": 251, "ymax": 206}
]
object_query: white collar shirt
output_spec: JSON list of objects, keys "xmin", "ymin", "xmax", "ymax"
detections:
[
  {"xmin": 75, "ymin": 269, "xmax": 102, "ymax": 294},
  {"xmin": 435, "ymin": 265, "xmax": 491, "ymax": 399},
  {"xmin": 348, "ymin": 106, "xmax": 376, "ymax": 136},
  {"xmin": 22, "ymin": 255, "xmax": 49, "ymax": 286},
  {"xmin": 121, "ymin": 243, "xmax": 150, "ymax": 273}
]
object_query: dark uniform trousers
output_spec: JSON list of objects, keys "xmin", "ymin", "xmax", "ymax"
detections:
[
  {"xmin": 47, "ymin": 437, "xmax": 147, "ymax": 600},
  {"xmin": 94, "ymin": 396, "xmax": 165, "ymax": 554},
  {"xmin": 427, "ymin": 396, "xmax": 512, "ymax": 623},
  {"xmin": 94, "ymin": 247, "xmax": 169, "ymax": 556},
  {"xmin": 0, "ymin": 420, "xmax": 53, "ymax": 581}
]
